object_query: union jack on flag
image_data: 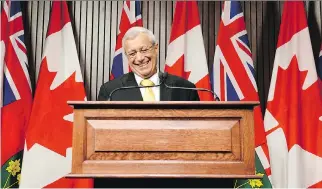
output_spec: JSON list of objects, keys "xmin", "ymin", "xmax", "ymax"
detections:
[
  {"xmin": 212, "ymin": 1, "xmax": 257, "ymax": 102},
  {"xmin": 1, "ymin": 1, "xmax": 31, "ymax": 106},
  {"xmin": 110, "ymin": 1, "xmax": 142, "ymax": 80},
  {"xmin": 1, "ymin": 1, "xmax": 32, "ymax": 188},
  {"xmin": 213, "ymin": 1, "xmax": 272, "ymax": 188}
]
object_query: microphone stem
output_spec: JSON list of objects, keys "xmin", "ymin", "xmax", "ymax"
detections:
[{"xmin": 164, "ymin": 83, "xmax": 220, "ymax": 101}]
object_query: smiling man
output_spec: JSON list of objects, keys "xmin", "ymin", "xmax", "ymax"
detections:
[{"xmin": 98, "ymin": 27, "xmax": 199, "ymax": 101}]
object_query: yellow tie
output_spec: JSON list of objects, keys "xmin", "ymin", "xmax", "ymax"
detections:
[{"xmin": 140, "ymin": 79, "xmax": 155, "ymax": 101}]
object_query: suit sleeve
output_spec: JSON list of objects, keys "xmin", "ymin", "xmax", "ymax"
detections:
[
  {"xmin": 98, "ymin": 83, "xmax": 110, "ymax": 101},
  {"xmin": 187, "ymin": 82, "xmax": 200, "ymax": 101},
  {"xmin": 174, "ymin": 75, "xmax": 200, "ymax": 101},
  {"xmin": 190, "ymin": 90, "xmax": 200, "ymax": 101}
]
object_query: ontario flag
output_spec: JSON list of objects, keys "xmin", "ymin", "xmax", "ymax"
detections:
[
  {"xmin": 212, "ymin": 1, "xmax": 272, "ymax": 188},
  {"xmin": 110, "ymin": 0, "xmax": 142, "ymax": 80},
  {"xmin": 1, "ymin": 1, "xmax": 32, "ymax": 188},
  {"xmin": 19, "ymin": 1, "xmax": 93, "ymax": 188},
  {"xmin": 165, "ymin": 1, "xmax": 213, "ymax": 101},
  {"xmin": 264, "ymin": 1, "xmax": 322, "ymax": 188}
]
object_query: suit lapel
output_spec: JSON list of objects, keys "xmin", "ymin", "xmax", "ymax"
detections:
[{"xmin": 122, "ymin": 72, "xmax": 143, "ymax": 101}]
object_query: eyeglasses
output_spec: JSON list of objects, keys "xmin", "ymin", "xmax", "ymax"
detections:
[{"xmin": 126, "ymin": 45, "xmax": 154, "ymax": 59}]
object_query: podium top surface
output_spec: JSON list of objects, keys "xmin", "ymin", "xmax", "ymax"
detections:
[{"xmin": 67, "ymin": 101, "xmax": 260, "ymax": 109}]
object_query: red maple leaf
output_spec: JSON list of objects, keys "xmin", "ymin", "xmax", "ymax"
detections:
[
  {"xmin": 165, "ymin": 56, "xmax": 214, "ymax": 100},
  {"xmin": 25, "ymin": 58, "xmax": 86, "ymax": 157},
  {"xmin": 266, "ymin": 56, "xmax": 322, "ymax": 157},
  {"xmin": 165, "ymin": 55, "xmax": 191, "ymax": 80}
]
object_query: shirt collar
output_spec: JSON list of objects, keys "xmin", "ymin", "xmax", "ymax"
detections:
[{"xmin": 134, "ymin": 72, "xmax": 159, "ymax": 86}]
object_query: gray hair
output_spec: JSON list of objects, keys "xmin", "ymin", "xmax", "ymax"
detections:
[{"xmin": 122, "ymin": 27, "xmax": 157, "ymax": 50}]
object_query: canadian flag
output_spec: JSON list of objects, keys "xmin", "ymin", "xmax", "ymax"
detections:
[
  {"xmin": 264, "ymin": 1, "xmax": 322, "ymax": 188},
  {"xmin": 20, "ymin": 1, "xmax": 93, "ymax": 188},
  {"xmin": 165, "ymin": 0, "xmax": 213, "ymax": 101}
]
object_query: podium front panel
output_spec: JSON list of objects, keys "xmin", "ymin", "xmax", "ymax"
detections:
[{"xmin": 69, "ymin": 102, "xmax": 257, "ymax": 178}]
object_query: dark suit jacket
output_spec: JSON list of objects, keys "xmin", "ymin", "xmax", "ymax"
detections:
[{"xmin": 98, "ymin": 72, "xmax": 200, "ymax": 101}]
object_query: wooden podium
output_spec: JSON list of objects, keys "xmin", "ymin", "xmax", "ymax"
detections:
[{"xmin": 67, "ymin": 101, "xmax": 260, "ymax": 179}]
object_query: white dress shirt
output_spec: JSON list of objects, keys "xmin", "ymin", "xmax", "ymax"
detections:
[{"xmin": 134, "ymin": 72, "xmax": 160, "ymax": 101}]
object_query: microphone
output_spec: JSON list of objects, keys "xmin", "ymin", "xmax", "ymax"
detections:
[
  {"xmin": 159, "ymin": 72, "xmax": 220, "ymax": 101},
  {"xmin": 107, "ymin": 75, "xmax": 166, "ymax": 101}
]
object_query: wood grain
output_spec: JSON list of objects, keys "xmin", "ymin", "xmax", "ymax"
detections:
[
  {"xmin": 90, "ymin": 119, "xmax": 235, "ymax": 152},
  {"xmin": 70, "ymin": 101, "xmax": 256, "ymax": 178},
  {"xmin": 81, "ymin": 160, "xmax": 253, "ymax": 175},
  {"xmin": 72, "ymin": 109, "xmax": 86, "ymax": 173},
  {"xmin": 88, "ymin": 152, "xmax": 238, "ymax": 161},
  {"xmin": 66, "ymin": 173, "xmax": 262, "ymax": 179}
]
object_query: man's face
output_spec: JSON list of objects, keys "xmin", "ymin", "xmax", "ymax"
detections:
[{"xmin": 124, "ymin": 33, "xmax": 158, "ymax": 79}]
